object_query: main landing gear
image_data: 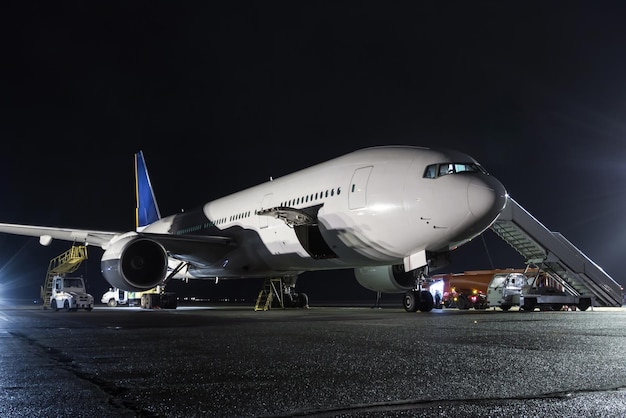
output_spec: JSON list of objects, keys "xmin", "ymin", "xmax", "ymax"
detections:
[
  {"xmin": 255, "ymin": 276, "xmax": 309, "ymax": 311},
  {"xmin": 402, "ymin": 268, "xmax": 434, "ymax": 312},
  {"xmin": 403, "ymin": 290, "xmax": 434, "ymax": 312}
]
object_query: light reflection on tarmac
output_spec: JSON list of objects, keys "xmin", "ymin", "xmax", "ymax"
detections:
[{"xmin": 1, "ymin": 301, "xmax": 625, "ymax": 417}]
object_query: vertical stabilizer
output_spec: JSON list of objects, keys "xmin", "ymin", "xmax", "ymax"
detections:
[{"xmin": 135, "ymin": 151, "xmax": 161, "ymax": 231}]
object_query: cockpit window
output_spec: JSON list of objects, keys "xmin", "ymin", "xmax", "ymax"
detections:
[
  {"xmin": 423, "ymin": 164, "xmax": 437, "ymax": 179},
  {"xmin": 423, "ymin": 162, "xmax": 487, "ymax": 179}
]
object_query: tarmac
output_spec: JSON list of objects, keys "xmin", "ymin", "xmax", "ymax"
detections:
[{"xmin": 1, "ymin": 300, "xmax": 626, "ymax": 417}]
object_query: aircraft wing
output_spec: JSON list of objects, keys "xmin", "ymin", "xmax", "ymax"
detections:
[
  {"xmin": 0, "ymin": 222, "xmax": 237, "ymax": 266},
  {"xmin": 0, "ymin": 222, "xmax": 118, "ymax": 247}
]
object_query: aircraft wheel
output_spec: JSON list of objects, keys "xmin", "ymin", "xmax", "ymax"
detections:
[
  {"xmin": 418, "ymin": 290, "xmax": 434, "ymax": 312},
  {"xmin": 403, "ymin": 292, "xmax": 418, "ymax": 312}
]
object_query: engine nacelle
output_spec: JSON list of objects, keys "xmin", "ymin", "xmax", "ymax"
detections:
[
  {"xmin": 101, "ymin": 235, "xmax": 168, "ymax": 291},
  {"xmin": 354, "ymin": 265, "xmax": 417, "ymax": 294}
]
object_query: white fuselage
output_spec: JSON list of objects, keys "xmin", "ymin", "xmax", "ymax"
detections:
[{"xmin": 143, "ymin": 146, "xmax": 507, "ymax": 278}]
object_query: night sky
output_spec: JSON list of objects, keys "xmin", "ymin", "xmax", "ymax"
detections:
[{"xmin": 2, "ymin": 2, "xmax": 626, "ymax": 302}]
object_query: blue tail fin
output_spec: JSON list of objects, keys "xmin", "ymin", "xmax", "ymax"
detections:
[{"xmin": 135, "ymin": 151, "xmax": 161, "ymax": 230}]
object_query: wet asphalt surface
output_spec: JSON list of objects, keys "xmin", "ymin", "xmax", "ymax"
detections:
[{"xmin": 1, "ymin": 302, "xmax": 625, "ymax": 417}]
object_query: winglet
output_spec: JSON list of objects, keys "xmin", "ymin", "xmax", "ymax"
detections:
[{"xmin": 135, "ymin": 151, "xmax": 161, "ymax": 231}]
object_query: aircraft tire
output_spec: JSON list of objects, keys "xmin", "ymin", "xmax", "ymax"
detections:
[
  {"xmin": 403, "ymin": 291, "xmax": 418, "ymax": 312},
  {"xmin": 418, "ymin": 290, "xmax": 434, "ymax": 312}
]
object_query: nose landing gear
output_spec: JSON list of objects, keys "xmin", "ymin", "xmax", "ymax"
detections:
[{"xmin": 402, "ymin": 268, "xmax": 434, "ymax": 312}]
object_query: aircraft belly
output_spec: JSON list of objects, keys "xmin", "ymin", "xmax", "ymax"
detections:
[{"xmin": 316, "ymin": 208, "xmax": 413, "ymax": 265}]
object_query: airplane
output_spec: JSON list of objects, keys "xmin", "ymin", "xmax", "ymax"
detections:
[{"xmin": 0, "ymin": 146, "xmax": 507, "ymax": 312}]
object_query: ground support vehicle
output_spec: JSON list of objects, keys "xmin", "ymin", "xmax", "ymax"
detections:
[
  {"xmin": 101, "ymin": 286, "xmax": 177, "ymax": 309},
  {"xmin": 140, "ymin": 291, "xmax": 178, "ymax": 309},
  {"xmin": 452, "ymin": 290, "xmax": 488, "ymax": 310},
  {"xmin": 49, "ymin": 275, "xmax": 94, "ymax": 311},
  {"xmin": 430, "ymin": 269, "xmax": 529, "ymax": 310},
  {"xmin": 41, "ymin": 245, "xmax": 89, "ymax": 310},
  {"xmin": 486, "ymin": 271, "xmax": 593, "ymax": 311},
  {"xmin": 101, "ymin": 288, "xmax": 130, "ymax": 307}
]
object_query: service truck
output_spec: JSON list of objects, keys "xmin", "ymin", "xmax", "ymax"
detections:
[
  {"xmin": 101, "ymin": 287, "xmax": 132, "ymax": 307},
  {"xmin": 101, "ymin": 286, "xmax": 177, "ymax": 309},
  {"xmin": 50, "ymin": 275, "xmax": 94, "ymax": 311},
  {"xmin": 431, "ymin": 269, "xmax": 531, "ymax": 310},
  {"xmin": 486, "ymin": 271, "xmax": 593, "ymax": 311}
]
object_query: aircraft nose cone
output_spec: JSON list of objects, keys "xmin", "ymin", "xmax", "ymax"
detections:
[{"xmin": 467, "ymin": 176, "xmax": 507, "ymax": 222}]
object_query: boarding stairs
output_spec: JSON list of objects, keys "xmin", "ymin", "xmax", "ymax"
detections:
[
  {"xmin": 41, "ymin": 245, "xmax": 88, "ymax": 309},
  {"xmin": 254, "ymin": 278, "xmax": 284, "ymax": 311},
  {"xmin": 490, "ymin": 198, "xmax": 622, "ymax": 307}
]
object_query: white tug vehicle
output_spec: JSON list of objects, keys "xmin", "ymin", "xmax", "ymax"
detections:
[{"xmin": 49, "ymin": 275, "xmax": 94, "ymax": 312}]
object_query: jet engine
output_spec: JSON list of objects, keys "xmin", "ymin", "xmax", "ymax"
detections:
[
  {"xmin": 101, "ymin": 235, "xmax": 168, "ymax": 291},
  {"xmin": 354, "ymin": 265, "xmax": 417, "ymax": 294}
]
